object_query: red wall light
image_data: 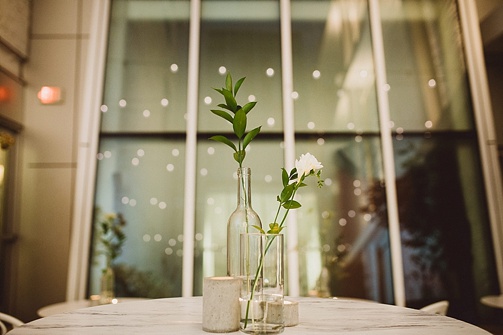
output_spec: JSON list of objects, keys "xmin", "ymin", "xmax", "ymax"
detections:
[
  {"xmin": 0, "ymin": 86, "xmax": 9, "ymax": 102},
  {"xmin": 37, "ymin": 86, "xmax": 63, "ymax": 104}
]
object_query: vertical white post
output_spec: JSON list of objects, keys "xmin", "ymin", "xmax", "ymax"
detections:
[
  {"xmin": 182, "ymin": 0, "xmax": 201, "ymax": 297},
  {"xmin": 280, "ymin": 0, "xmax": 299, "ymax": 296},
  {"xmin": 368, "ymin": 0, "xmax": 406, "ymax": 307},
  {"xmin": 458, "ymin": 0, "xmax": 503, "ymax": 291}
]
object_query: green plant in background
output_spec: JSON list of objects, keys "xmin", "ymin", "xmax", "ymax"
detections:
[
  {"xmin": 95, "ymin": 210, "xmax": 127, "ymax": 266},
  {"xmin": 209, "ymin": 73, "xmax": 261, "ymax": 167}
]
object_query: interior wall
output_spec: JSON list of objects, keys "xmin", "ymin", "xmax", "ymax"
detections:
[{"xmin": 11, "ymin": 0, "xmax": 93, "ymax": 321}]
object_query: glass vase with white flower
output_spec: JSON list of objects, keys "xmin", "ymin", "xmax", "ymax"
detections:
[{"xmin": 240, "ymin": 153, "xmax": 324, "ymax": 334}]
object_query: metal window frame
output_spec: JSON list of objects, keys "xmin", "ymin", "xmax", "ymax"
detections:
[{"xmin": 458, "ymin": 0, "xmax": 503, "ymax": 291}]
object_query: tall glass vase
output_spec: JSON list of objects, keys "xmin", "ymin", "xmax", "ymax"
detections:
[
  {"xmin": 227, "ymin": 167, "xmax": 262, "ymax": 277},
  {"xmin": 240, "ymin": 233, "xmax": 284, "ymax": 334}
]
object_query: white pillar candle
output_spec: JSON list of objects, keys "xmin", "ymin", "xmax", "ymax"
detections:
[{"xmin": 202, "ymin": 276, "xmax": 241, "ymax": 333}]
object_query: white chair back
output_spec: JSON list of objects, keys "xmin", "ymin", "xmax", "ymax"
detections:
[
  {"xmin": 0, "ymin": 312, "xmax": 24, "ymax": 335},
  {"xmin": 420, "ymin": 300, "xmax": 449, "ymax": 316}
]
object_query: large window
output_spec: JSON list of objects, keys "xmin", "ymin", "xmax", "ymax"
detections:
[{"xmin": 86, "ymin": 0, "xmax": 500, "ymax": 324}]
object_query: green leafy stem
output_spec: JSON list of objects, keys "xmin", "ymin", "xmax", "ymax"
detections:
[{"xmin": 209, "ymin": 73, "xmax": 261, "ymax": 168}]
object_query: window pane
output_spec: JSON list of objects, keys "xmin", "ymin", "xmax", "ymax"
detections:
[
  {"xmin": 89, "ymin": 0, "xmax": 190, "ymax": 298},
  {"xmin": 291, "ymin": 0, "xmax": 391, "ymax": 301},
  {"xmin": 90, "ymin": 137, "xmax": 185, "ymax": 297},
  {"xmin": 382, "ymin": 0, "xmax": 473, "ymax": 131},
  {"xmin": 295, "ymin": 136, "xmax": 394, "ymax": 301},
  {"xmin": 198, "ymin": 0, "xmax": 283, "ymax": 133},
  {"xmin": 101, "ymin": 1, "xmax": 190, "ymax": 132},
  {"xmin": 292, "ymin": 0, "xmax": 379, "ymax": 133},
  {"xmin": 194, "ymin": 0, "xmax": 284, "ymax": 294}
]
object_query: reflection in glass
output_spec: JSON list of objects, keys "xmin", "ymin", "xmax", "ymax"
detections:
[
  {"xmin": 291, "ymin": 0, "xmax": 391, "ymax": 301},
  {"xmin": 292, "ymin": 0, "xmax": 378, "ymax": 133},
  {"xmin": 198, "ymin": 0, "xmax": 282, "ymax": 133},
  {"xmin": 90, "ymin": 138, "xmax": 186, "ymax": 297},
  {"xmin": 295, "ymin": 136, "xmax": 393, "ymax": 302},
  {"xmin": 101, "ymin": 1, "xmax": 190, "ymax": 133}
]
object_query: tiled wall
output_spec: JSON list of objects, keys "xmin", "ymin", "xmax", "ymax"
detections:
[{"xmin": 13, "ymin": 0, "xmax": 93, "ymax": 321}]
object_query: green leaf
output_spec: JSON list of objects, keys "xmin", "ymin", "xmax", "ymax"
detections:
[
  {"xmin": 211, "ymin": 109, "xmax": 233, "ymax": 124},
  {"xmin": 222, "ymin": 89, "xmax": 238, "ymax": 111},
  {"xmin": 234, "ymin": 150, "xmax": 246, "ymax": 163},
  {"xmin": 241, "ymin": 101, "xmax": 257, "ymax": 114},
  {"xmin": 233, "ymin": 109, "xmax": 247, "ymax": 138},
  {"xmin": 252, "ymin": 225, "xmax": 265, "ymax": 234},
  {"xmin": 213, "ymin": 88, "xmax": 224, "ymax": 95},
  {"xmin": 282, "ymin": 200, "xmax": 301, "ymax": 209},
  {"xmin": 243, "ymin": 126, "xmax": 261, "ymax": 149},
  {"xmin": 217, "ymin": 103, "xmax": 233, "ymax": 112},
  {"xmin": 225, "ymin": 73, "xmax": 233, "ymax": 92},
  {"xmin": 282, "ymin": 168, "xmax": 289, "ymax": 187},
  {"xmin": 234, "ymin": 77, "xmax": 245, "ymax": 96},
  {"xmin": 209, "ymin": 135, "xmax": 237, "ymax": 151},
  {"xmin": 280, "ymin": 184, "xmax": 295, "ymax": 203}
]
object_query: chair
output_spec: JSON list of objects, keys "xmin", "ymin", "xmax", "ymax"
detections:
[
  {"xmin": 0, "ymin": 312, "xmax": 24, "ymax": 335},
  {"xmin": 420, "ymin": 300, "xmax": 449, "ymax": 316}
]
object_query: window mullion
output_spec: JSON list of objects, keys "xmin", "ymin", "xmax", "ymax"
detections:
[
  {"xmin": 182, "ymin": 0, "xmax": 201, "ymax": 297},
  {"xmin": 280, "ymin": 0, "xmax": 299, "ymax": 297},
  {"xmin": 368, "ymin": 0, "xmax": 406, "ymax": 307}
]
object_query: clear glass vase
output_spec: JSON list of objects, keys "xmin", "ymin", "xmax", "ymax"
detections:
[
  {"xmin": 240, "ymin": 233, "xmax": 285, "ymax": 334},
  {"xmin": 100, "ymin": 265, "xmax": 115, "ymax": 304},
  {"xmin": 227, "ymin": 167, "xmax": 262, "ymax": 277}
]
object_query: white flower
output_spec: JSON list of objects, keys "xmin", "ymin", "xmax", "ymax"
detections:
[{"xmin": 295, "ymin": 153, "xmax": 323, "ymax": 181}]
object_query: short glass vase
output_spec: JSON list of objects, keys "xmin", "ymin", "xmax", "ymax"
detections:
[{"xmin": 240, "ymin": 233, "xmax": 284, "ymax": 334}]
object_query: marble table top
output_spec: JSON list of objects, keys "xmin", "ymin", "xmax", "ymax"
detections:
[
  {"xmin": 37, "ymin": 297, "xmax": 147, "ymax": 317},
  {"xmin": 11, "ymin": 297, "xmax": 490, "ymax": 334}
]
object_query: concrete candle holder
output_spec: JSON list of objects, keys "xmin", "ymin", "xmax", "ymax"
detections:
[
  {"xmin": 202, "ymin": 276, "xmax": 241, "ymax": 333},
  {"xmin": 284, "ymin": 299, "xmax": 299, "ymax": 327}
]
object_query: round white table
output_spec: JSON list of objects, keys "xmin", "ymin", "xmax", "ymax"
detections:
[
  {"xmin": 481, "ymin": 294, "xmax": 503, "ymax": 309},
  {"xmin": 13, "ymin": 297, "xmax": 490, "ymax": 334},
  {"xmin": 37, "ymin": 297, "xmax": 147, "ymax": 317}
]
